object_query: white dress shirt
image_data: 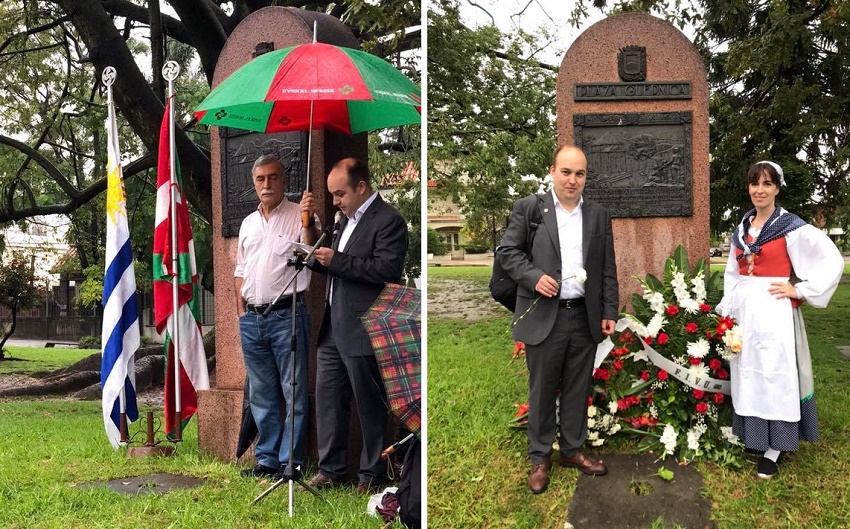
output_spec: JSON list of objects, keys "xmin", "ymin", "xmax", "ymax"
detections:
[
  {"xmin": 330, "ymin": 191, "xmax": 379, "ymax": 303},
  {"xmin": 551, "ymin": 189, "xmax": 585, "ymax": 299},
  {"xmin": 234, "ymin": 199, "xmax": 318, "ymax": 304}
]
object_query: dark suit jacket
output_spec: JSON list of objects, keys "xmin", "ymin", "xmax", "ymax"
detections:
[
  {"xmin": 497, "ymin": 193, "xmax": 618, "ymax": 345},
  {"xmin": 311, "ymin": 194, "xmax": 408, "ymax": 357}
]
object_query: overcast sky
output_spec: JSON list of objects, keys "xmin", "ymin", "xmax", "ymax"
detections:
[{"xmin": 456, "ymin": 0, "xmax": 608, "ymax": 63}]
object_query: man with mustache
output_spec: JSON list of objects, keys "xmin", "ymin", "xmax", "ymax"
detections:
[
  {"xmin": 235, "ymin": 154, "xmax": 320, "ymax": 479},
  {"xmin": 497, "ymin": 145, "xmax": 619, "ymax": 494}
]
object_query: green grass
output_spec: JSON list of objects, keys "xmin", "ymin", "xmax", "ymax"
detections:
[
  {"xmin": 427, "ymin": 268, "xmax": 850, "ymax": 528},
  {"xmin": 0, "ymin": 400, "xmax": 403, "ymax": 529},
  {"xmin": 0, "ymin": 347, "xmax": 95, "ymax": 375}
]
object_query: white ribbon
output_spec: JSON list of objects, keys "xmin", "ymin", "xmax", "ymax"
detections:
[{"xmin": 595, "ymin": 318, "xmax": 731, "ymax": 395}]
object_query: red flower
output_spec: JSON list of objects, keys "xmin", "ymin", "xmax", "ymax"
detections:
[
  {"xmin": 716, "ymin": 368, "xmax": 729, "ymax": 380},
  {"xmin": 695, "ymin": 402, "xmax": 709, "ymax": 414},
  {"xmin": 644, "ymin": 336, "xmax": 653, "ymax": 345},
  {"xmin": 617, "ymin": 399, "xmax": 628, "ymax": 411},
  {"xmin": 689, "ymin": 356, "xmax": 702, "ymax": 366},
  {"xmin": 513, "ymin": 341, "xmax": 526, "ymax": 359},
  {"xmin": 626, "ymin": 395, "xmax": 641, "ymax": 407},
  {"xmin": 515, "ymin": 402, "xmax": 530, "ymax": 418},
  {"xmin": 700, "ymin": 303, "xmax": 711, "ymax": 313},
  {"xmin": 587, "ymin": 396, "xmax": 594, "ymax": 406},
  {"xmin": 640, "ymin": 370, "xmax": 650, "ymax": 381},
  {"xmin": 693, "ymin": 389, "xmax": 705, "ymax": 399},
  {"xmin": 593, "ymin": 368, "xmax": 610, "ymax": 381},
  {"xmin": 630, "ymin": 417, "xmax": 642, "ymax": 428},
  {"xmin": 658, "ymin": 370, "xmax": 668, "ymax": 381},
  {"xmin": 705, "ymin": 331, "xmax": 715, "ymax": 339},
  {"xmin": 685, "ymin": 322, "xmax": 699, "ymax": 333},
  {"xmin": 657, "ymin": 333, "xmax": 669, "ymax": 345},
  {"xmin": 620, "ymin": 330, "xmax": 634, "ymax": 344},
  {"xmin": 715, "ymin": 316, "xmax": 734, "ymax": 336},
  {"xmin": 713, "ymin": 393, "xmax": 725, "ymax": 405},
  {"xmin": 613, "ymin": 360, "xmax": 624, "ymax": 371},
  {"xmin": 709, "ymin": 358, "xmax": 722, "ymax": 371},
  {"xmin": 666, "ymin": 305, "xmax": 679, "ymax": 316}
]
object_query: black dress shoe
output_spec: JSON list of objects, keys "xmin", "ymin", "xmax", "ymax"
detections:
[
  {"xmin": 757, "ymin": 453, "xmax": 783, "ymax": 479},
  {"xmin": 240, "ymin": 464, "xmax": 278, "ymax": 478}
]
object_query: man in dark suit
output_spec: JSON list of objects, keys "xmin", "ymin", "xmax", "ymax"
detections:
[
  {"xmin": 306, "ymin": 157, "xmax": 408, "ymax": 494},
  {"xmin": 497, "ymin": 145, "xmax": 618, "ymax": 494}
]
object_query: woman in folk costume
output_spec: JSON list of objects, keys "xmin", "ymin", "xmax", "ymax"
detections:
[{"xmin": 717, "ymin": 161, "xmax": 843, "ymax": 479}]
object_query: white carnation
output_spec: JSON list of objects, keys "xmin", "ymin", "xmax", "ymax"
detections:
[
  {"xmin": 587, "ymin": 417, "xmax": 597, "ymax": 429},
  {"xmin": 645, "ymin": 313, "xmax": 667, "ymax": 338},
  {"xmin": 680, "ymin": 298, "xmax": 701, "ymax": 314},
  {"xmin": 608, "ymin": 401, "xmax": 619, "ymax": 414},
  {"xmin": 687, "ymin": 338, "xmax": 710, "ymax": 359}
]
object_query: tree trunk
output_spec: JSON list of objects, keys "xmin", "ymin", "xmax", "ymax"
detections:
[{"xmin": 0, "ymin": 305, "xmax": 17, "ymax": 353}]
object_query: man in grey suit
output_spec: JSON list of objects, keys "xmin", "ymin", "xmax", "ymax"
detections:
[
  {"xmin": 306, "ymin": 157, "xmax": 409, "ymax": 494},
  {"xmin": 497, "ymin": 145, "xmax": 618, "ymax": 494}
]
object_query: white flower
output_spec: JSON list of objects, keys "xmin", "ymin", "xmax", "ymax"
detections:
[
  {"xmin": 646, "ymin": 292, "xmax": 666, "ymax": 314},
  {"xmin": 608, "ymin": 401, "xmax": 619, "ymax": 414},
  {"xmin": 587, "ymin": 431, "xmax": 599, "ymax": 441},
  {"xmin": 688, "ymin": 362, "xmax": 709, "ymax": 379},
  {"xmin": 632, "ymin": 349, "xmax": 649, "ymax": 362},
  {"xmin": 608, "ymin": 422, "xmax": 621, "ymax": 435},
  {"xmin": 649, "ymin": 404, "xmax": 658, "ymax": 419},
  {"xmin": 680, "ymin": 298, "xmax": 701, "ymax": 314},
  {"xmin": 722, "ymin": 325, "xmax": 743, "ymax": 355},
  {"xmin": 660, "ymin": 424, "xmax": 678, "ymax": 455},
  {"xmin": 691, "ymin": 275, "xmax": 706, "ymax": 304},
  {"xmin": 686, "ymin": 426, "xmax": 705, "ymax": 451},
  {"xmin": 721, "ymin": 426, "xmax": 741, "ymax": 446},
  {"xmin": 591, "ymin": 437, "xmax": 605, "ymax": 446},
  {"xmin": 645, "ymin": 313, "xmax": 667, "ymax": 338},
  {"xmin": 625, "ymin": 314, "xmax": 649, "ymax": 338},
  {"xmin": 687, "ymin": 338, "xmax": 710, "ymax": 359},
  {"xmin": 587, "ymin": 405, "xmax": 597, "ymax": 418},
  {"xmin": 587, "ymin": 417, "xmax": 597, "ymax": 429},
  {"xmin": 569, "ymin": 268, "xmax": 588, "ymax": 284},
  {"xmin": 671, "ymin": 271, "xmax": 687, "ymax": 291}
]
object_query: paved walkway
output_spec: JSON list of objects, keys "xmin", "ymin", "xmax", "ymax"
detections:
[{"xmin": 4, "ymin": 338, "xmax": 74, "ymax": 348}]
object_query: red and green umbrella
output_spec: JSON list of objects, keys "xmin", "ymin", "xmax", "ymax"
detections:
[{"xmin": 195, "ymin": 42, "xmax": 421, "ymax": 134}]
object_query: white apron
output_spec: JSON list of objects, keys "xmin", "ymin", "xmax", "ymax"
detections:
[{"xmin": 727, "ymin": 275, "xmax": 800, "ymax": 422}]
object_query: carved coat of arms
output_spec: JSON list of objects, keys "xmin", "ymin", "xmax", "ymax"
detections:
[{"xmin": 618, "ymin": 46, "xmax": 646, "ymax": 82}]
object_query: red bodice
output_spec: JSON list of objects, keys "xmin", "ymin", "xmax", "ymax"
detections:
[{"xmin": 734, "ymin": 235, "xmax": 802, "ymax": 307}]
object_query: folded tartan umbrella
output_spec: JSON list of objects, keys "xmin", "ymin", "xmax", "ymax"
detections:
[{"xmin": 360, "ymin": 284, "xmax": 421, "ymax": 434}]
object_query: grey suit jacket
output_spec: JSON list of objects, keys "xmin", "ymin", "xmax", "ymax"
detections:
[
  {"xmin": 496, "ymin": 193, "xmax": 618, "ymax": 345},
  {"xmin": 310, "ymin": 194, "xmax": 409, "ymax": 357}
]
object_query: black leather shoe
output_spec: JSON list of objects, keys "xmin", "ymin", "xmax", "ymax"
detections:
[
  {"xmin": 240, "ymin": 464, "xmax": 278, "ymax": 478},
  {"xmin": 757, "ymin": 453, "xmax": 783, "ymax": 479}
]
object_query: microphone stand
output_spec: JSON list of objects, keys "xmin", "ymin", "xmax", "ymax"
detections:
[{"xmin": 253, "ymin": 230, "xmax": 329, "ymax": 513}]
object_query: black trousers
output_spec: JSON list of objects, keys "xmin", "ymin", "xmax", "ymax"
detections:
[
  {"xmin": 314, "ymin": 312, "xmax": 390, "ymax": 484},
  {"xmin": 525, "ymin": 305, "xmax": 597, "ymax": 464}
]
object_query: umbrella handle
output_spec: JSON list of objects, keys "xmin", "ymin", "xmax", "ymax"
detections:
[{"xmin": 301, "ymin": 210, "xmax": 310, "ymax": 228}]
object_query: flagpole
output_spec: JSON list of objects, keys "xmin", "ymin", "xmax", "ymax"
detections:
[
  {"xmin": 163, "ymin": 60, "xmax": 183, "ymax": 442},
  {"xmin": 103, "ymin": 66, "xmax": 130, "ymax": 445},
  {"xmin": 302, "ymin": 21, "xmax": 318, "ymax": 229}
]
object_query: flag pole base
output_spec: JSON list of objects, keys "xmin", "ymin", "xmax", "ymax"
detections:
[{"xmin": 127, "ymin": 445, "xmax": 176, "ymax": 458}]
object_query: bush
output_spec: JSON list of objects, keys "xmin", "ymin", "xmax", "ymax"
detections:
[
  {"xmin": 78, "ymin": 335, "xmax": 101, "ymax": 349},
  {"xmin": 427, "ymin": 228, "xmax": 448, "ymax": 256},
  {"xmin": 462, "ymin": 243, "xmax": 490, "ymax": 254}
]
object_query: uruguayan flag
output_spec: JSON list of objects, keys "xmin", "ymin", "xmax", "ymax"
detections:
[{"xmin": 100, "ymin": 99, "xmax": 140, "ymax": 449}]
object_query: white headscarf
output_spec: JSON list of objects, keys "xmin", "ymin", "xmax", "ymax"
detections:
[{"xmin": 755, "ymin": 160, "xmax": 785, "ymax": 186}]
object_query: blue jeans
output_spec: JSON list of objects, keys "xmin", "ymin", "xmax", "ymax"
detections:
[{"xmin": 239, "ymin": 300, "xmax": 309, "ymax": 469}]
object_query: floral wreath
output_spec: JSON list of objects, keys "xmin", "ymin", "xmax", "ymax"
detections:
[{"xmin": 512, "ymin": 246, "xmax": 745, "ymax": 464}]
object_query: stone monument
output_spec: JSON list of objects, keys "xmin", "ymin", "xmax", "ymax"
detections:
[
  {"xmin": 197, "ymin": 7, "xmax": 367, "ymax": 462},
  {"xmin": 556, "ymin": 13, "xmax": 709, "ymax": 307}
]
